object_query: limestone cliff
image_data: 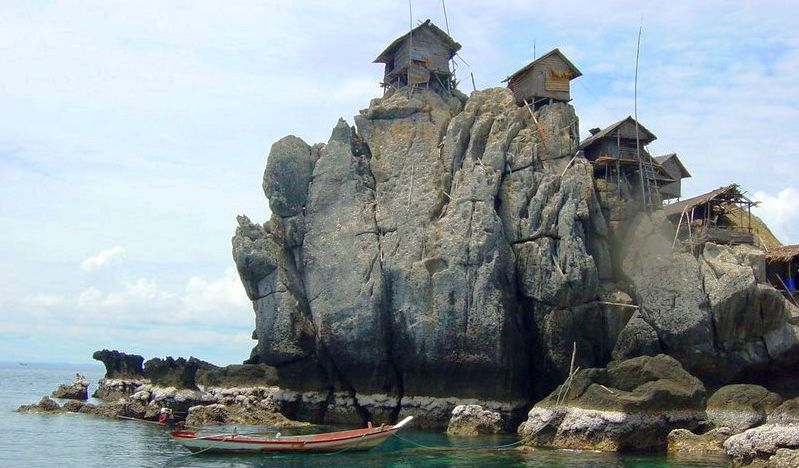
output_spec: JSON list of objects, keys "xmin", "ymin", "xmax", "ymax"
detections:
[{"xmin": 232, "ymin": 87, "xmax": 799, "ymax": 427}]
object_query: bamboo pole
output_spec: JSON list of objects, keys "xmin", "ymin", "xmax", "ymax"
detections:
[
  {"xmin": 597, "ymin": 301, "xmax": 639, "ymax": 309},
  {"xmin": 407, "ymin": 0, "xmax": 413, "ymax": 98}
]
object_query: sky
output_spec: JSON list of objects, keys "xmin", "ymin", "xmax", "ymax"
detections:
[{"xmin": 1, "ymin": 0, "xmax": 798, "ymax": 365}]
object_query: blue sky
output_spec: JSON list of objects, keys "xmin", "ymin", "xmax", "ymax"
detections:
[{"xmin": 1, "ymin": 1, "xmax": 798, "ymax": 365}]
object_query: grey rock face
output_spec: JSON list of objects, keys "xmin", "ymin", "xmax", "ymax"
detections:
[
  {"xmin": 611, "ymin": 213, "xmax": 799, "ymax": 385},
  {"xmin": 615, "ymin": 212, "xmax": 716, "ymax": 375},
  {"xmin": 706, "ymin": 384, "xmax": 782, "ymax": 432}
]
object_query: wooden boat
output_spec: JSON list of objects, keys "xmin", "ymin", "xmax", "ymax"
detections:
[{"xmin": 169, "ymin": 416, "xmax": 414, "ymax": 454}]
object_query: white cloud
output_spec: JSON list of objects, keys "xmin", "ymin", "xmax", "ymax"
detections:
[
  {"xmin": 754, "ymin": 187, "xmax": 799, "ymax": 244},
  {"xmin": 80, "ymin": 246, "xmax": 126, "ymax": 272},
  {"xmin": 74, "ymin": 269, "xmax": 251, "ymax": 328},
  {"xmin": 26, "ymin": 293, "xmax": 65, "ymax": 307},
  {"xmin": 183, "ymin": 267, "xmax": 251, "ymax": 320}
]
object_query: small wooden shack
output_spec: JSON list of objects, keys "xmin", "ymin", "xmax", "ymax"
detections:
[
  {"xmin": 766, "ymin": 245, "xmax": 799, "ymax": 295},
  {"xmin": 663, "ymin": 184, "xmax": 757, "ymax": 246},
  {"xmin": 503, "ymin": 49, "xmax": 582, "ymax": 107},
  {"xmin": 580, "ymin": 116, "xmax": 657, "ymax": 166},
  {"xmin": 653, "ymin": 153, "xmax": 691, "ymax": 200},
  {"xmin": 374, "ymin": 19, "xmax": 461, "ymax": 92}
]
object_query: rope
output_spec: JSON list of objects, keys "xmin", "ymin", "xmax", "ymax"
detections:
[
  {"xmin": 390, "ymin": 431, "xmax": 531, "ymax": 452},
  {"xmin": 164, "ymin": 446, "xmax": 214, "ymax": 466}
]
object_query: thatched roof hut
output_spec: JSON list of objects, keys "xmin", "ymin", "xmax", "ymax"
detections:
[
  {"xmin": 664, "ymin": 184, "xmax": 758, "ymax": 246},
  {"xmin": 766, "ymin": 245, "xmax": 799, "ymax": 263}
]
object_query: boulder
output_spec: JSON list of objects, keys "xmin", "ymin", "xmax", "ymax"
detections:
[
  {"xmin": 724, "ymin": 423, "xmax": 799, "ymax": 466},
  {"xmin": 667, "ymin": 427, "xmax": 733, "ymax": 456},
  {"xmin": 184, "ymin": 403, "xmax": 308, "ymax": 428},
  {"xmin": 706, "ymin": 384, "xmax": 782, "ymax": 432},
  {"xmin": 767, "ymin": 397, "xmax": 799, "ymax": 425},
  {"xmin": 446, "ymin": 404, "xmax": 503, "ymax": 436},
  {"xmin": 518, "ymin": 354, "xmax": 706, "ymax": 451},
  {"xmin": 51, "ymin": 374, "xmax": 89, "ymax": 400},
  {"xmin": 767, "ymin": 449, "xmax": 799, "ymax": 467},
  {"xmin": 92, "ymin": 349, "xmax": 144, "ymax": 378},
  {"xmin": 17, "ymin": 396, "xmax": 61, "ymax": 413},
  {"xmin": 262, "ymin": 135, "xmax": 315, "ymax": 217}
]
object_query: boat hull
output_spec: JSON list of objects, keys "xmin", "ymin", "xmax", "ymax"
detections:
[
  {"xmin": 172, "ymin": 430, "xmax": 393, "ymax": 453},
  {"xmin": 170, "ymin": 416, "xmax": 413, "ymax": 454}
]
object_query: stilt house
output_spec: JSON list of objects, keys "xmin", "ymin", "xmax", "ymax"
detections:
[
  {"xmin": 374, "ymin": 19, "xmax": 461, "ymax": 92},
  {"xmin": 580, "ymin": 116, "xmax": 670, "ymax": 196},
  {"xmin": 663, "ymin": 184, "xmax": 757, "ymax": 246},
  {"xmin": 580, "ymin": 116, "xmax": 657, "ymax": 166},
  {"xmin": 766, "ymin": 245, "xmax": 799, "ymax": 296},
  {"xmin": 653, "ymin": 153, "xmax": 691, "ymax": 201},
  {"xmin": 502, "ymin": 49, "xmax": 582, "ymax": 107}
]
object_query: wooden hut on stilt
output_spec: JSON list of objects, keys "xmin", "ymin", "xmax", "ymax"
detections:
[
  {"xmin": 653, "ymin": 153, "xmax": 691, "ymax": 202},
  {"xmin": 579, "ymin": 116, "xmax": 670, "ymax": 207},
  {"xmin": 663, "ymin": 184, "xmax": 758, "ymax": 247},
  {"xmin": 766, "ymin": 245, "xmax": 799, "ymax": 298},
  {"xmin": 374, "ymin": 19, "xmax": 461, "ymax": 94},
  {"xmin": 502, "ymin": 48, "xmax": 582, "ymax": 109}
]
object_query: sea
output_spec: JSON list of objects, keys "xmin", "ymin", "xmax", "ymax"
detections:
[{"xmin": 0, "ymin": 362, "xmax": 729, "ymax": 467}]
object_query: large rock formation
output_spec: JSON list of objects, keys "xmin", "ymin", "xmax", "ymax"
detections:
[
  {"xmin": 233, "ymin": 86, "xmax": 799, "ymax": 427},
  {"xmin": 92, "ymin": 350, "xmax": 144, "ymax": 378},
  {"xmin": 92, "ymin": 349, "xmax": 148, "ymax": 399}
]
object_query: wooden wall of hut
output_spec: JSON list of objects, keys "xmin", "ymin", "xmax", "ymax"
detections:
[
  {"xmin": 584, "ymin": 137, "xmax": 640, "ymax": 163},
  {"xmin": 391, "ymin": 28, "xmax": 452, "ymax": 78},
  {"xmin": 659, "ymin": 178, "xmax": 682, "ymax": 200},
  {"xmin": 509, "ymin": 54, "xmax": 573, "ymax": 105}
]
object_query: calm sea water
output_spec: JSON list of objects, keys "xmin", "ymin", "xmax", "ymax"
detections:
[{"xmin": 0, "ymin": 363, "xmax": 729, "ymax": 467}]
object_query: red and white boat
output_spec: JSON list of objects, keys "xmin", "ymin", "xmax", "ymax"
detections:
[{"xmin": 169, "ymin": 416, "xmax": 414, "ymax": 454}]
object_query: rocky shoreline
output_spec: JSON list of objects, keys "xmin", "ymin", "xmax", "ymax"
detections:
[{"xmin": 18, "ymin": 347, "xmax": 799, "ymax": 465}]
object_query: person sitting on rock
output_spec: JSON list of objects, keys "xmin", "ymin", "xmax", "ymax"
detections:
[{"xmin": 158, "ymin": 408, "xmax": 174, "ymax": 425}]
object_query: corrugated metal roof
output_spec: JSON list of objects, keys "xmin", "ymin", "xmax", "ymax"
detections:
[{"xmin": 374, "ymin": 19, "xmax": 461, "ymax": 64}]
